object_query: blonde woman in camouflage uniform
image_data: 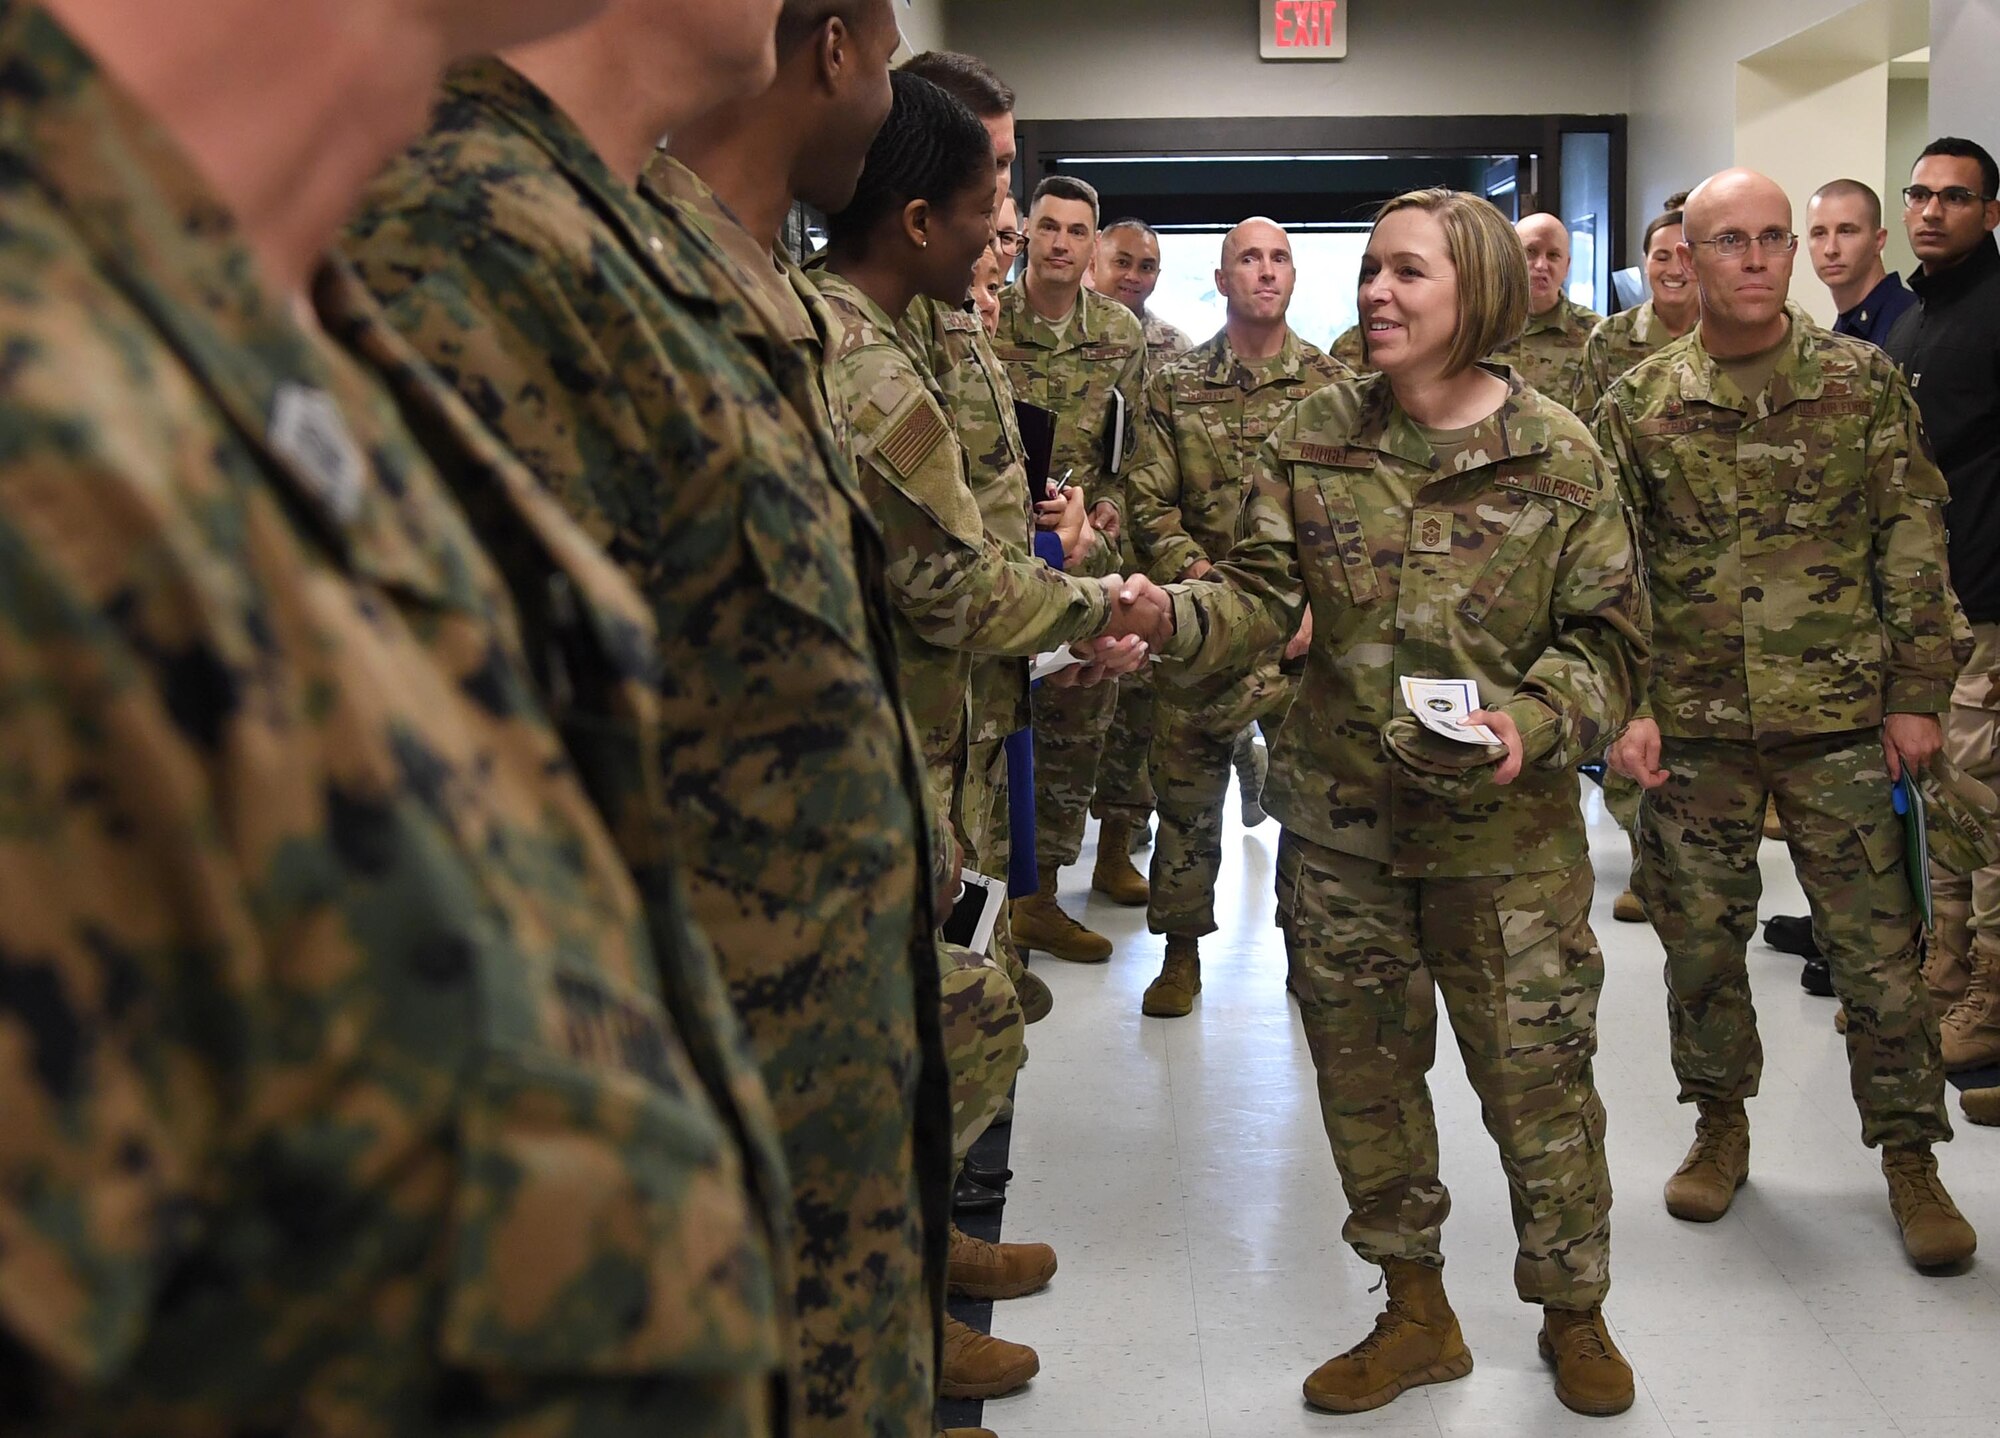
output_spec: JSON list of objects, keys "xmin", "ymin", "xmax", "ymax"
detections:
[{"xmin": 1137, "ymin": 190, "xmax": 1649, "ymax": 1418}]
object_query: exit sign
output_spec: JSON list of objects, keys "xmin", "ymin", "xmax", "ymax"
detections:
[{"xmin": 1261, "ymin": 0, "xmax": 1348, "ymax": 59}]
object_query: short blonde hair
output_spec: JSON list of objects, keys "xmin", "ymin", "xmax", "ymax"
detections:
[{"xmin": 1368, "ymin": 189, "xmax": 1530, "ymax": 378}]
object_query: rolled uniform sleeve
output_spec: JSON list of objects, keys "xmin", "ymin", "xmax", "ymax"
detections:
[{"xmin": 1868, "ymin": 374, "xmax": 1964, "ymax": 715}]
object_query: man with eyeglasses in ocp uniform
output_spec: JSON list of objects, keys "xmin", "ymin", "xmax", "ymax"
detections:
[
  {"xmin": 1886, "ymin": 139, "xmax": 2000, "ymax": 1092},
  {"xmin": 1596, "ymin": 168, "xmax": 1977, "ymax": 1272}
]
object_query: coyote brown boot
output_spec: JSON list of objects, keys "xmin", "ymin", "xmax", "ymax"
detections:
[
  {"xmin": 1663, "ymin": 1099, "xmax": 1749, "ymax": 1222},
  {"xmin": 948, "ymin": 1224, "xmax": 1057, "ymax": 1299},
  {"xmin": 1015, "ymin": 965, "xmax": 1054, "ymax": 1024},
  {"xmin": 1923, "ymin": 935, "xmax": 1971, "ymax": 1015},
  {"xmin": 941, "ymin": 1315, "xmax": 1038, "ymax": 1399},
  {"xmin": 1142, "ymin": 935, "xmax": 1202, "ymax": 1017},
  {"xmin": 1612, "ymin": 888, "xmax": 1644, "ymax": 923},
  {"xmin": 942, "ymin": 1429, "xmax": 998, "ymax": 1438},
  {"xmin": 1302, "ymin": 1257, "xmax": 1473, "ymax": 1413},
  {"xmin": 1011, "ymin": 866, "xmax": 1111, "ymax": 963},
  {"xmin": 1538, "ymin": 1307, "xmax": 1635, "ymax": 1416},
  {"xmin": 1762, "ymin": 796, "xmax": 1785, "ymax": 840},
  {"xmin": 1882, "ymin": 1145, "xmax": 1978, "ymax": 1269},
  {"xmin": 1091, "ymin": 819, "xmax": 1149, "ymax": 905},
  {"xmin": 1940, "ymin": 940, "xmax": 2000, "ymax": 1071},
  {"xmin": 1961, "ymin": 1086, "xmax": 2000, "ymax": 1126}
]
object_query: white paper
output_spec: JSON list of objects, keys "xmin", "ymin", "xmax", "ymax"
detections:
[
  {"xmin": 1031, "ymin": 645, "xmax": 1082, "ymax": 681},
  {"xmin": 1399, "ymin": 676, "xmax": 1501, "ymax": 746}
]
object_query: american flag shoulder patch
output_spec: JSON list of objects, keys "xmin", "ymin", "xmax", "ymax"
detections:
[{"xmin": 877, "ymin": 400, "xmax": 950, "ymax": 477}]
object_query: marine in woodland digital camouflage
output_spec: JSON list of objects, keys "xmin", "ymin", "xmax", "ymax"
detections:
[
  {"xmin": 341, "ymin": 57, "xmax": 951, "ymax": 1438},
  {"xmin": 1163, "ymin": 367, "xmax": 1650, "ymax": 879},
  {"xmin": 813, "ymin": 270, "xmax": 1113, "ymax": 812},
  {"xmin": 1126, "ymin": 328, "xmax": 1351, "ymax": 935},
  {"xmin": 1491, "ymin": 292, "xmax": 1603, "ymax": 414},
  {"xmin": 1593, "ymin": 318, "xmax": 1962, "ymax": 741},
  {"xmin": 0, "ymin": 9, "xmax": 785, "ymax": 1432}
]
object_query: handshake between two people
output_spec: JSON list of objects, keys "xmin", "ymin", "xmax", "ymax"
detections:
[{"xmin": 1043, "ymin": 573, "xmax": 1175, "ymax": 689}]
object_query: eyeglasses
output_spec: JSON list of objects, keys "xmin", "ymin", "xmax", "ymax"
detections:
[
  {"xmin": 1903, "ymin": 185, "xmax": 1995, "ymax": 210},
  {"xmin": 1690, "ymin": 228, "xmax": 1798, "ymax": 259},
  {"xmin": 993, "ymin": 228, "xmax": 1024, "ymax": 254}
]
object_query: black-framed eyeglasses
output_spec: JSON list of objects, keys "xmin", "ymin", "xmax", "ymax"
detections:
[
  {"xmin": 993, "ymin": 228, "xmax": 1024, "ymax": 254},
  {"xmin": 1903, "ymin": 185, "xmax": 1995, "ymax": 210},
  {"xmin": 1690, "ymin": 228, "xmax": 1798, "ymax": 259}
]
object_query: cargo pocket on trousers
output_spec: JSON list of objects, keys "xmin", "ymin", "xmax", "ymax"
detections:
[
  {"xmin": 436, "ymin": 978, "xmax": 781, "ymax": 1377},
  {"xmin": 1495, "ymin": 866, "xmax": 1602, "ymax": 1055}
]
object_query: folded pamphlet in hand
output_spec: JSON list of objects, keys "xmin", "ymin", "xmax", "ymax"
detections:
[{"xmin": 1398, "ymin": 676, "xmax": 1502, "ymax": 745}]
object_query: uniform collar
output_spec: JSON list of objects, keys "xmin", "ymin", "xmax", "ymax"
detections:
[
  {"xmin": 1837, "ymin": 270, "xmax": 1911, "ymax": 330},
  {"xmin": 1354, "ymin": 364, "xmax": 1553, "ymax": 473},
  {"xmin": 999, "ymin": 279, "xmax": 1114, "ymax": 352},
  {"xmin": 1910, "ymin": 233, "xmax": 2000, "ymax": 304},
  {"xmin": 639, "ymin": 152, "xmax": 819, "ymax": 349},
  {"xmin": 1198, "ymin": 327, "xmax": 1308, "ymax": 388},
  {"xmin": 1524, "ymin": 293, "xmax": 1590, "ymax": 338},
  {"xmin": 1673, "ymin": 307, "xmax": 1831, "ymax": 416}
]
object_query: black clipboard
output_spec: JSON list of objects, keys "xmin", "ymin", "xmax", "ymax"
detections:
[{"xmin": 1015, "ymin": 400, "xmax": 1056, "ymax": 501}]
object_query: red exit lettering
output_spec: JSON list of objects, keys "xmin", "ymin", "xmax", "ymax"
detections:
[{"xmin": 1274, "ymin": 0, "xmax": 1341, "ymax": 48}]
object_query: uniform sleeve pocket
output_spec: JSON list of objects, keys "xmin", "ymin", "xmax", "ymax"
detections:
[
  {"xmin": 1306, "ymin": 471, "xmax": 1381, "ymax": 605},
  {"xmin": 740, "ymin": 463, "xmax": 873, "ymax": 658},
  {"xmin": 436, "ymin": 997, "xmax": 782, "ymax": 1375},
  {"xmin": 1495, "ymin": 866, "xmax": 1602, "ymax": 1056}
]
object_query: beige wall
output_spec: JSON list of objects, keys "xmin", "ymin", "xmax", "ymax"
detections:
[
  {"xmin": 895, "ymin": 0, "xmax": 950, "ymax": 56},
  {"xmin": 946, "ymin": 0, "xmax": 1632, "ymax": 119},
  {"xmin": 1885, "ymin": 75, "xmax": 1929, "ymax": 280}
]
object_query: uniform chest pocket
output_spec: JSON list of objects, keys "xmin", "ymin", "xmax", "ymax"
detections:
[
  {"xmin": 739, "ymin": 460, "xmax": 873, "ymax": 658},
  {"xmin": 1304, "ymin": 468, "xmax": 1382, "ymax": 605},
  {"xmin": 437, "ymin": 955, "xmax": 780, "ymax": 1376},
  {"xmin": 1763, "ymin": 413, "xmax": 1870, "ymax": 538},
  {"xmin": 1641, "ymin": 427, "xmax": 1737, "ymax": 544},
  {"xmin": 1459, "ymin": 500, "xmax": 1559, "ymax": 644}
]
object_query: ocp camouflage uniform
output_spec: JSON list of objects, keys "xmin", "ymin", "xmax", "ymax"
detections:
[
  {"xmin": 1597, "ymin": 319, "xmax": 1963, "ymax": 1148},
  {"xmin": 1492, "ymin": 293, "xmax": 1603, "ymax": 414},
  {"xmin": 1331, "ymin": 323, "xmax": 1370, "ymax": 375},
  {"xmin": 1575, "ymin": 301, "xmax": 1693, "ymax": 839},
  {"xmin": 996, "ymin": 282, "xmax": 1153, "ymax": 867},
  {"xmin": 938, "ymin": 942, "xmax": 1027, "ymax": 1167},
  {"xmin": 1141, "ymin": 308, "xmax": 1197, "ymax": 376},
  {"xmin": 0, "ymin": 11, "xmax": 786, "ymax": 1432},
  {"xmin": 342, "ymin": 59, "xmax": 951, "ymax": 1438},
  {"xmin": 1163, "ymin": 368, "xmax": 1648, "ymax": 1307},
  {"xmin": 1126, "ymin": 329, "xmax": 1351, "ymax": 937}
]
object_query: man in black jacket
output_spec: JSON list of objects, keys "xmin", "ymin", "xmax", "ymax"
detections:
[{"xmin": 1888, "ymin": 136, "xmax": 2000, "ymax": 1079}]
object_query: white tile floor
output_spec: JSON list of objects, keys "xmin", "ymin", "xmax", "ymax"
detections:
[{"xmin": 983, "ymin": 780, "xmax": 2000, "ymax": 1438}]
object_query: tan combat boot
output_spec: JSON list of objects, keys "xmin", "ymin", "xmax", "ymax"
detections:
[
  {"xmin": 1090, "ymin": 818, "xmax": 1149, "ymax": 905},
  {"xmin": 1882, "ymin": 1145, "xmax": 1978, "ymax": 1269},
  {"xmin": 1015, "ymin": 965, "xmax": 1053, "ymax": 1025},
  {"xmin": 1961, "ymin": 1086, "xmax": 2000, "ymax": 1126},
  {"xmin": 1538, "ymin": 1307, "xmax": 1635, "ymax": 1416},
  {"xmin": 1763, "ymin": 796, "xmax": 1785, "ymax": 841},
  {"xmin": 941, "ymin": 1429, "xmax": 998, "ymax": 1438},
  {"xmin": 948, "ymin": 1224, "xmax": 1057, "ymax": 1299},
  {"xmin": 1663, "ymin": 1099, "xmax": 1749, "ymax": 1222},
  {"xmin": 1010, "ymin": 866, "xmax": 1111, "ymax": 963},
  {"xmin": 1302, "ymin": 1257, "xmax": 1473, "ymax": 1413},
  {"xmin": 1940, "ymin": 939, "xmax": 2000, "ymax": 1071},
  {"xmin": 940, "ymin": 1315, "xmax": 1038, "ymax": 1399},
  {"xmin": 1924, "ymin": 940, "xmax": 1972, "ymax": 1017},
  {"xmin": 1142, "ymin": 936, "xmax": 1202, "ymax": 1017},
  {"xmin": 1612, "ymin": 889, "xmax": 1645, "ymax": 923}
]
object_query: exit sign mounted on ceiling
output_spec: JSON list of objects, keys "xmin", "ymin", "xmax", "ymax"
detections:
[{"xmin": 1261, "ymin": 0, "xmax": 1348, "ymax": 59}]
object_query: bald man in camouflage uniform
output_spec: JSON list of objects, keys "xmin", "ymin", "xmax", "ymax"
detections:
[
  {"xmin": 1127, "ymin": 217, "xmax": 1351, "ymax": 1017},
  {"xmin": 0, "ymin": 0, "xmax": 787, "ymax": 1431},
  {"xmin": 996, "ymin": 176, "xmax": 1155, "ymax": 962},
  {"xmin": 342, "ymin": 31, "xmax": 954, "ymax": 1436},
  {"xmin": 1598, "ymin": 168, "xmax": 1973, "ymax": 1271},
  {"xmin": 1494, "ymin": 213, "xmax": 1603, "ymax": 412}
]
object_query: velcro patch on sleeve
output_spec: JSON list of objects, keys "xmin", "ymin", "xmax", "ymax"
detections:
[{"xmin": 877, "ymin": 400, "xmax": 950, "ymax": 479}]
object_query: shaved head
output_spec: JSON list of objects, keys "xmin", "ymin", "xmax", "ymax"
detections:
[
  {"xmin": 1515, "ymin": 212, "xmax": 1571, "ymax": 315},
  {"xmin": 1683, "ymin": 168, "xmax": 1791, "ymax": 240},
  {"xmin": 1680, "ymin": 168, "xmax": 1795, "ymax": 352},
  {"xmin": 1222, "ymin": 215, "xmax": 1289, "ymax": 266}
]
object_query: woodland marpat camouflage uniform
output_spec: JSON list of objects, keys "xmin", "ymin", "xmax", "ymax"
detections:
[
  {"xmin": 1163, "ymin": 368, "xmax": 1648, "ymax": 1306},
  {"xmin": 1597, "ymin": 319, "xmax": 1963, "ymax": 1146},
  {"xmin": 0, "ymin": 10, "xmax": 785, "ymax": 1432},
  {"xmin": 342, "ymin": 58, "xmax": 951, "ymax": 1438}
]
